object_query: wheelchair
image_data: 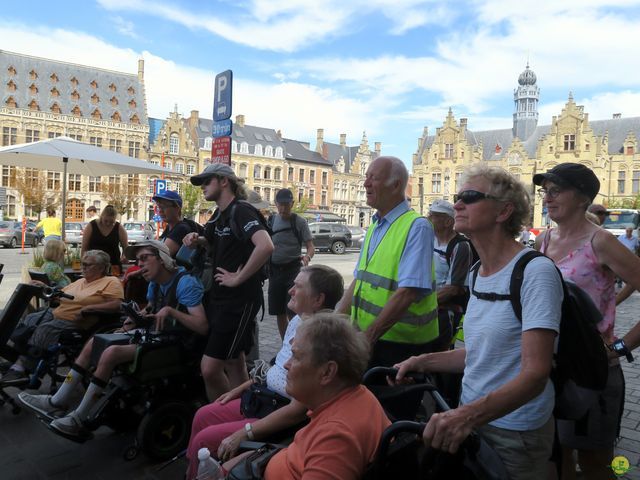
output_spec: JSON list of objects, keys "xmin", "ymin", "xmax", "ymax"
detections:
[
  {"xmin": 65, "ymin": 303, "xmax": 207, "ymax": 462},
  {"xmin": 0, "ymin": 283, "xmax": 122, "ymax": 414}
]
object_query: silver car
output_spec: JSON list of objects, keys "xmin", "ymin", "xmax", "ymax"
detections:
[
  {"xmin": 125, "ymin": 222, "xmax": 155, "ymax": 244},
  {"xmin": 0, "ymin": 221, "xmax": 40, "ymax": 248},
  {"xmin": 347, "ymin": 226, "xmax": 366, "ymax": 249},
  {"xmin": 64, "ymin": 222, "xmax": 87, "ymax": 247}
]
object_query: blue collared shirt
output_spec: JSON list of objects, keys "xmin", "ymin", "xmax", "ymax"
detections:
[{"xmin": 354, "ymin": 201, "xmax": 434, "ymax": 294}]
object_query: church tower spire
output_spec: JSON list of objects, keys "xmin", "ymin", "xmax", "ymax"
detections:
[{"xmin": 512, "ymin": 62, "xmax": 539, "ymax": 140}]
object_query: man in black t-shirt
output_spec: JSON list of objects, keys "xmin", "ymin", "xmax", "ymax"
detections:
[
  {"xmin": 184, "ymin": 163, "xmax": 274, "ymax": 400},
  {"xmin": 153, "ymin": 190, "xmax": 199, "ymax": 257}
]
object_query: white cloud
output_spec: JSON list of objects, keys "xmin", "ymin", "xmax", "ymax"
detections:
[
  {"xmin": 0, "ymin": 23, "xmax": 380, "ymax": 143},
  {"xmin": 112, "ymin": 16, "xmax": 138, "ymax": 39},
  {"xmin": 96, "ymin": 0, "xmax": 455, "ymax": 52}
]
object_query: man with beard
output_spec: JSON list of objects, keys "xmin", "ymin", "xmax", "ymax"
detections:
[{"xmin": 184, "ymin": 163, "xmax": 274, "ymax": 400}]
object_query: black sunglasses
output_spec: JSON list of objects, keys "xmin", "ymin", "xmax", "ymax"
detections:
[{"xmin": 454, "ymin": 190, "xmax": 498, "ymax": 204}]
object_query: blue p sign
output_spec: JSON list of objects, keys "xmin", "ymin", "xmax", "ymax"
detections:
[{"xmin": 155, "ymin": 179, "xmax": 167, "ymax": 195}]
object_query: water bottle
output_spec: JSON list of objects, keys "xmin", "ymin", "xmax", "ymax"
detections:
[{"xmin": 196, "ymin": 447, "xmax": 224, "ymax": 480}]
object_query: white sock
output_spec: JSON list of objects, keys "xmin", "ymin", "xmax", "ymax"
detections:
[
  {"xmin": 73, "ymin": 381, "xmax": 105, "ymax": 421},
  {"xmin": 51, "ymin": 367, "xmax": 83, "ymax": 407},
  {"xmin": 9, "ymin": 364, "xmax": 25, "ymax": 372}
]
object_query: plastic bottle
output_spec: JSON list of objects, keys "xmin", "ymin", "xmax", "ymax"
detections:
[{"xmin": 196, "ymin": 447, "xmax": 224, "ymax": 480}]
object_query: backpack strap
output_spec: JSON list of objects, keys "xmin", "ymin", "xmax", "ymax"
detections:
[
  {"xmin": 151, "ymin": 270, "xmax": 188, "ymax": 313},
  {"xmin": 508, "ymin": 250, "xmax": 544, "ymax": 321},
  {"xmin": 445, "ymin": 234, "xmax": 465, "ymax": 266},
  {"xmin": 289, "ymin": 213, "xmax": 303, "ymax": 247}
]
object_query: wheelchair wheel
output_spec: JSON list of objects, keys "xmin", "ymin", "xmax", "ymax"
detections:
[
  {"xmin": 136, "ymin": 401, "xmax": 194, "ymax": 461},
  {"xmin": 123, "ymin": 444, "xmax": 139, "ymax": 461}
]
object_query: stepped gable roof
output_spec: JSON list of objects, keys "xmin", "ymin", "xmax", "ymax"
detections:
[
  {"xmin": 0, "ymin": 50, "xmax": 147, "ymax": 124},
  {"xmin": 590, "ymin": 116, "xmax": 640, "ymax": 154},
  {"xmin": 324, "ymin": 141, "xmax": 360, "ymax": 172}
]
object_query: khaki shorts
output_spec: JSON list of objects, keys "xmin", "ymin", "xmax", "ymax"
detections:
[{"xmin": 477, "ymin": 415, "xmax": 554, "ymax": 480}]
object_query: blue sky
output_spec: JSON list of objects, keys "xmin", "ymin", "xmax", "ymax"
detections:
[{"xmin": 3, "ymin": 0, "xmax": 640, "ymax": 167}]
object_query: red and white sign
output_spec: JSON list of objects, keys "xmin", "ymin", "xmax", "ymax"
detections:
[{"xmin": 212, "ymin": 136, "xmax": 231, "ymax": 165}]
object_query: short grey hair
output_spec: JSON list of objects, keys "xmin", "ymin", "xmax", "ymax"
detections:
[
  {"xmin": 83, "ymin": 250, "xmax": 111, "ymax": 276},
  {"xmin": 459, "ymin": 163, "xmax": 531, "ymax": 238},
  {"xmin": 383, "ymin": 156, "xmax": 409, "ymax": 191},
  {"xmin": 300, "ymin": 264, "xmax": 344, "ymax": 310},
  {"xmin": 297, "ymin": 312, "xmax": 370, "ymax": 385}
]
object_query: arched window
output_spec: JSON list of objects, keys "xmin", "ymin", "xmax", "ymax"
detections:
[
  {"xmin": 50, "ymin": 103, "xmax": 61, "ymax": 114},
  {"xmin": 232, "ymin": 140, "xmax": 238, "ymax": 153},
  {"xmin": 5, "ymin": 96, "xmax": 17, "ymax": 108},
  {"xmin": 240, "ymin": 142, "xmax": 249, "ymax": 154},
  {"xmin": 6, "ymin": 194, "xmax": 16, "ymax": 217},
  {"xmin": 254, "ymin": 165, "xmax": 262, "ymax": 179},
  {"xmin": 176, "ymin": 163, "xmax": 184, "ymax": 174},
  {"xmin": 275, "ymin": 147, "xmax": 283, "ymax": 158},
  {"xmin": 111, "ymin": 111, "xmax": 121, "ymax": 122},
  {"xmin": 264, "ymin": 167, "xmax": 271, "ymax": 180},
  {"xmin": 130, "ymin": 114, "xmax": 140, "ymax": 124},
  {"xmin": 265, "ymin": 145, "xmax": 273, "ymax": 157},
  {"xmin": 254, "ymin": 144, "xmax": 263, "ymax": 156},
  {"xmin": 28, "ymin": 100, "xmax": 39, "ymax": 111},
  {"xmin": 274, "ymin": 168, "xmax": 281, "ymax": 181},
  {"xmin": 204, "ymin": 137, "xmax": 212, "ymax": 149},
  {"xmin": 239, "ymin": 163, "xmax": 248, "ymax": 178},
  {"xmin": 71, "ymin": 106, "xmax": 82, "ymax": 116}
]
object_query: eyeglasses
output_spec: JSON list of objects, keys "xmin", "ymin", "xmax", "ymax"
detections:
[
  {"xmin": 81, "ymin": 262, "xmax": 97, "ymax": 268},
  {"xmin": 135, "ymin": 253, "xmax": 158, "ymax": 264},
  {"xmin": 202, "ymin": 176, "xmax": 219, "ymax": 187},
  {"xmin": 454, "ymin": 190, "xmax": 498, "ymax": 205},
  {"xmin": 537, "ymin": 187, "xmax": 563, "ymax": 199}
]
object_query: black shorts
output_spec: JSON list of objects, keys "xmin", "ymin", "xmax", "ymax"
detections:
[
  {"xmin": 204, "ymin": 299, "xmax": 261, "ymax": 360},
  {"xmin": 268, "ymin": 262, "xmax": 300, "ymax": 316}
]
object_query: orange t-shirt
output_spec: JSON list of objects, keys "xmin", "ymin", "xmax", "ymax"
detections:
[
  {"xmin": 264, "ymin": 385, "xmax": 390, "ymax": 480},
  {"xmin": 53, "ymin": 276, "xmax": 124, "ymax": 327}
]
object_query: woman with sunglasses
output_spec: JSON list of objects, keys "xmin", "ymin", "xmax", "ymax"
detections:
[
  {"xmin": 533, "ymin": 162, "xmax": 640, "ymax": 480},
  {"xmin": 394, "ymin": 164, "xmax": 562, "ymax": 480}
]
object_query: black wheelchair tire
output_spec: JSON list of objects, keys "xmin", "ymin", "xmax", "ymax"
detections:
[{"xmin": 137, "ymin": 401, "xmax": 194, "ymax": 461}]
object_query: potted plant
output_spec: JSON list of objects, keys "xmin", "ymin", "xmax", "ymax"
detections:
[{"xmin": 65, "ymin": 247, "xmax": 82, "ymax": 270}]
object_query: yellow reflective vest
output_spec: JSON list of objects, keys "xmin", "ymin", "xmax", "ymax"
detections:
[{"xmin": 352, "ymin": 210, "xmax": 439, "ymax": 344}]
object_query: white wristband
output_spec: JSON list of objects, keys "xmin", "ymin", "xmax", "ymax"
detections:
[{"xmin": 244, "ymin": 422, "xmax": 255, "ymax": 440}]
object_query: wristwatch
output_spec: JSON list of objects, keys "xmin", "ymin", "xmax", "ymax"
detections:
[
  {"xmin": 612, "ymin": 339, "xmax": 634, "ymax": 363},
  {"xmin": 244, "ymin": 422, "xmax": 255, "ymax": 440}
]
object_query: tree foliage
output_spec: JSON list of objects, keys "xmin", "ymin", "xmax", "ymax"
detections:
[
  {"xmin": 181, "ymin": 183, "xmax": 207, "ymax": 220},
  {"xmin": 101, "ymin": 176, "xmax": 141, "ymax": 218},
  {"xmin": 604, "ymin": 196, "xmax": 640, "ymax": 209},
  {"xmin": 14, "ymin": 168, "xmax": 58, "ymax": 219}
]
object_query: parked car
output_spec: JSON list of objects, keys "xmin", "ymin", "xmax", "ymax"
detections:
[
  {"xmin": 347, "ymin": 226, "xmax": 366, "ymax": 249},
  {"xmin": 308, "ymin": 222, "xmax": 352, "ymax": 254},
  {"xmin": 124, "ymin": 222, "xmax": 155, "ymax": 244},
  {"xmin": 0, "ymin": 221, "xmax": 41, "ymax": 248},
  {"xmin": 27, "ymin": 221, "xmax": 44, "ymax": 245},
  {"xmin": 64, "ymin": 222, "xmax": 87, "ymax": 247}
]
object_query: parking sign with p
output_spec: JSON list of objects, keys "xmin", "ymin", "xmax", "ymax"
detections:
[
  {"xmin": 213, "ymin": 70, "xmax": 233, "ymax": 122},
  {"xmin": 155, "ymin": 179, "xmax": 167, "ymax": 195}
]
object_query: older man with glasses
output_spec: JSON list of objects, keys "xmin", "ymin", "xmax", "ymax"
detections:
[{"xmin": 18, "ymin": 240, "xmax": 207, "ymax": 439}]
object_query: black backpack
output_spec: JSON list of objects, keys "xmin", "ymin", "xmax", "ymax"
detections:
[
  {"xmin": 267, "ymin": 213, "xmax": 303, "ymax": 247},
  {"xmin": 470, "ymin": 250, "xmax": 609, "ymax": 420},
  {"xmin": 434, "ymin": 234, "xmax": 479, "ymax": 313},
  {"xmin": 181, "ymin": 217, "xmax": 205, "ymax": 236}
]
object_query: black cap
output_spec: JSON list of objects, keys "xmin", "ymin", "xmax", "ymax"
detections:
[
  {"xmin": 275, "ymin": 188, "xmax": 294, "ymax": 204},
  {"xmin": 533, "ymin": 163, "xmax": 600, "ymax": 201}
]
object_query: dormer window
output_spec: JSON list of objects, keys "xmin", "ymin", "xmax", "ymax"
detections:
[
  {"xmin": 7, "ymin": 66, "xmax": 16, "ymax": 76},
  {"xmin": 111, "ymin": 111, "xmax": 121, "ymax": 122},
  {"xmin": 5, "ymin": 96, "xmax": 17, "ymax": 108},
  {"xmin": 109, "ymin": 83, "xmax": 117, "ymax": 92},
  {"xmin": 29, "ymin": 69, "xmax": 38, "ymax": 80},
  {"xmin": 29, "ymin": 84, "xmax": 38, "ymax": 95},
  {"xmin": 110, "ymin": 96, "xmax": 118, "ymax": 107},
  {"xmin": 127, "ymin": 86, "xmax": 135, "ymax": 95},
  {"xmin": 71, "ymin": 90, "xmax": 80, "ymax": 101},
  {"xmin": 51, "ymin": 87, "xmax": 60, "ymax": 97},
  {"xmin": 90, "ymin": 80, "xmax": 98, "ymax": 89},
  {"xmin": 130, "ymin": 114, "xmax": 140, "ymax": 124},
  {"xmin": 495, "ymin": 144, "xmax": 502, "ymax": 154},
  {"xmin": 28, "ymin": 99, "xmax": 39, "ymax": 111},
  {"xmin": 50, "ymin": 73, "xmax": 58, "ymax": 83},
  {"xmin": 70, "ymin": 77, "xmax": 79, "ymax": 87},
  {"xmin": 91, "ymin": 93, "xmax": 99, "ymax": 104},
  {"xmin": 128, "ymin": 99, "xmax": 137, "ymax": 109},
  {"xmin": 91, "ymin": 109, "xmax": 102, "ymax": 120},
  {"xmin": 71, "ymin": 106, "xmax": 82, "ymax": 116},
  {"xmin": 51, "ymin": 103, "xmax": 61, "ymax": 114},
  {"xmin": 6, "ymin": 80, "xmax": 16, "ymax": 92}
]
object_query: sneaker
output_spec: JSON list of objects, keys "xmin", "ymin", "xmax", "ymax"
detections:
[
  {"xmin": 18, "ymin": 392, "xmax": 66, "ymax": 418},
  {"xmin": 50, "ymin": 413, "xmax": 91, "ymax": 440},
  {"xmin": 1, "ymin": 369, "xmax": 28, "ymax": 384}
]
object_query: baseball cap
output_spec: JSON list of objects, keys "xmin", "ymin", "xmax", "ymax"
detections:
[
  {"xmin": 429, "ymin": 199, "xmax": 455, "ymax": 218},
  {"xmin": 190, "ymin": 163, "xmax": 241, "ymax": 186},
  {"xmin": 533, "ymin": 163, "xmax": 600, "ymax": 201},
  {"xmin": 275, "ymin": 188, "xmax": 294, "ymax": 204},
  {"xmin": 124, "ymin": 240, "xmax": 177, "ymax": 271},
  {"xmin": 152, "ymin": 190, "xmax": 183, "ymax": 207}
]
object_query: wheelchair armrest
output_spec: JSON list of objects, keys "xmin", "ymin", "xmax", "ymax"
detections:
[{"xmin": 238, "ymin": 441, "xmax": 287, "ymax": 453}]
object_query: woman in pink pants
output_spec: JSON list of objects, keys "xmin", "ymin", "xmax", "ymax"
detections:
[{"xmin": 186, "ymin": 265, "xmax": 344, "ymax": 479}]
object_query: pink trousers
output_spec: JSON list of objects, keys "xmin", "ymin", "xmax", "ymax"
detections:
[{"xmin": 186, "ymin": 398, "xmax": 258, "ymax": 479}]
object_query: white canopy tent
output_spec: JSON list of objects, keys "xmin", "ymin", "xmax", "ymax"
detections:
[{"xmin": 0, "ymin": 136, "xmax": 168, "ymax": 233}]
